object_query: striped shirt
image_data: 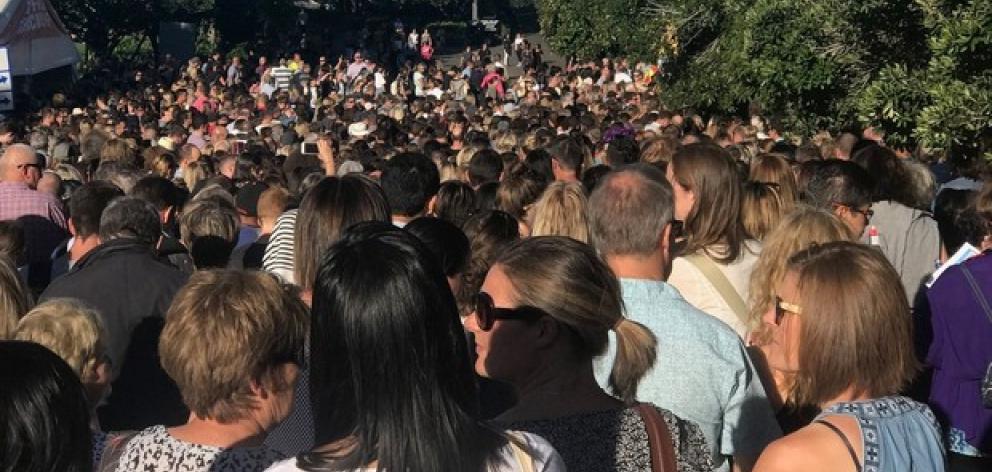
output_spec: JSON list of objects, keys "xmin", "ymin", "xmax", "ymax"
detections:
[
  {"xmin": 270, "ymin": 67, "xmax": 295, "ymax": 91},
  {"xmin": 262, "ymin": 209, "xmax": 296, "ymax": 284}
]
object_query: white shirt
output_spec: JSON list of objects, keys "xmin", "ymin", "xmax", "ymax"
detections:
[{"xmin": 263, "ymin": 431, "xmax": 564, "ymax": 472}]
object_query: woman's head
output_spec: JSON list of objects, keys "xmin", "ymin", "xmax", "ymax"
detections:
[
  {"xmin": 0, "ymin": 340, "xmax": 91, "ymax": 472},
  {"xmin": 458, "ymin": 210, "xmax": 520, "ymax": 315},
  {"xmin": 529, "ymin": 181, "xmax": 590, "ymax": 242},
  {"xmin": 749, "ymin": 206, "xmax": 851, "ymax": 334},
  {"xmin": 750, "ymin": 153, "xmax": 798, "ymax": 207},
  {"xmin": 762, "ymin": 241, "xmax": 916, "ymax": 405},
  {"xmin": 467, "ymin": 236, "xmax": 656, "ymax": 403},
  {"xmin": 668, "ymin": 143, "xmax": 748, "ymax": 262},
  {"xmin": 160, "ymin": 270, "xmax": 308, "ymax": 426},
  {"xmin": 0, "ymin": 255, "xmax": 31, "ymax": 340},
  {"xmin": 741, "ymin": 181, "xmax": 787, "ymax": 241},
  {"xmin": 309, "ymin": 222, "xmax": 492, "ymax": 470},
  {"xmin": 294, "ymin": 174, "xmax": 391, "ymax": 291},
  {"xmin": 405, "ymin": 217, "xmax": 471, "ymax": 296},
  {"xmin": 432, "ymin": 180, "xmax": 477, "ymax": 228}
]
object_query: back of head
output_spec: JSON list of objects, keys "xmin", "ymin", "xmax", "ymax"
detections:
[
  {"xmin": 0, "ymin": 221, "xmax": 26, "ymax": 266},
  {"xmin": 588, "ymin": 168, "xmax": 673, "ymax": 257},
  {"xmin": 257, "ymin": 186, "xmax": 291, "ymax": 223},
  {"xmin": 748, "ymin": 206, "xmax": 851, "ymax": 334},
  {"xmin": 179, "ymin": 198, "xmax": 240, "ymax": 269},
  {"xmin": 605, "ymin": 135, "xmax": 639, "ymax": 168},
  {"xmin": 786, "ymin": 241, "xmax": 916, "ymax": 405},
  {"xmin": 494, "ymin": 236, "xmax": 656, "ymax": 402},
  {"xmin": 495, "ymin": 167, "xmax": 546, "ymax": 220},
  {"xmin": 69, "ymin": 181, "xmax": 125, "ymax": 240},
  {"xmin": 671, "ymin": 143, "xmax": 747, "ymax": 262},
  {"xmin": 433, "ymin": 180, "xmax": 477, "ymax": 228},
  {"xmin": 131, "ymin": 176, "xmax": 180, "ymax": 213},
  {"xmin": 467, "ymin": 149, "xmax": 503, "ymax": 187},
  {"xmin": 405, "ymin": 217, "xmax": 470, "ymax": 277},
  {"xmin": 309, "ymin": 222, "xmax": 498, "ymax": 471},
  {"xmin": 93, "ymin": 161, "xmax": 141, "ymax": 194},
  {"xmin": 0, "ymin": 340, "xmax": 91, "ymax": 472},
  {"xmin": 294, "ymin": 175, "xmax": 391, "ymax": 291},
  {"xmin": 0, "ymin": 255, "xmax": 31, "ymax": 340},
  {"xmin": 741, "ymin": 182, "xmax": 787, "ymax": 241},
  {"xmin": 459, "ymin": 210, "xmax": 520, "ymax": 314},
  {"xmin": 98, "ymin": 196, "xmax": 163, "ymax": 247},
  {"xmin": 529, "ymin": 181, "xmax": 590, "ymax": 242},
  {"xmin": 160, "ymin": 270, "xmax": 308, "ymax": 422},
  {"xmin": 549, "ymin": 136, "xmax": 584, "ymax": 174},
  {"xmin": 933, "ymin": 189, "xmax": 984, "ymax": 255},
  {"xmin": 802, "ymin": 159, "xmax": 874, "ymax": 211},
  {"xmin": 750, "ymin": 153, "xmax": 798, "ymax": 206},
  {"xmin": 381, "ymin": 151, "xmax": 440, "ymax": 218},
  {"xmin": 851, "ymin": 144, "xmax": 914, "ymax": 205},
  {"xmin": 14, "ymin": 299, "xmax": 105, "ymax": 378}
]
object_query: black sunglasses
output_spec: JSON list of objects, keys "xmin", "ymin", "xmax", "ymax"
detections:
[{"xmin": 473, "ymin": 291, "xmax": 546, "ymax": 331}]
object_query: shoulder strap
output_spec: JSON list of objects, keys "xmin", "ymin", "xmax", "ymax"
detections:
[
  {"xmin": 96, "ymin": 430, "xmax": 139, "ymax": 472},
  {"xmin": 814, "ymin": 419, "xmax": 862, "ymax": 472},
  {"xmin": 636, "ymin": 404, "xmax": 677, "ymax": 472},
  {"xmin": 506, "ymin": 432, "xmax": 536, "ymax": 472},
  {"xmin": 683, "ymin": 253, "xmax": 749, "ymax": 324},
  {"xmin": 960, "ymin": 264, "xmax": 992, "ymax": 325}
]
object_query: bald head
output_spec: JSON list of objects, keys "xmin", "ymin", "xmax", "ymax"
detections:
[
  {"xmin": 587, "ymin": 167, "xmax": 674, "ymax": 256},
  {"xmin": 1, "ymin": 144, "xmax": 43, "ymax": 187}
]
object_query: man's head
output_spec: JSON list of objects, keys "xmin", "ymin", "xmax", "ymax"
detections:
[
  {"xmin": 467, "ymin": 149, "xmax": 503, "ymax": 187},
  {"xmin": 605, "ymin": 136, "xmax": 639, "ymax": 168},
  {"xmin": 549, "ymin": 137, "xmax": 584, "ymax": 181},
  {"xmin": 131, "ymin": 176, "xmax": 181, "ymax": 225},
  {"xmin": 98, "ymin": 196, "xmax": 162, "ymax": 247},
  {"xmin": 179, "ymin": 197, "xmax": 240, "ymax": 269},
  {"xmin": 69, "ymin": 181, "xmax": 125, "ymax": 244},
  {"xmin": 380, "ymin": 152, "xmax": 440, "ymax": 219},
  {"xmin": 803, "ymin": 160, "xmax": 875, "ymax": 238},
  {"xmin": 588, "ymin": 166, "xmax": 674, "ymax": 266},
  {"xmin": 0, "ymin": 144, "xmax": 43, "ymax": 188}
]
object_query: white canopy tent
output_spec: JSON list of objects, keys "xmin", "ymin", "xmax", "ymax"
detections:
[{"xmin": 0, "ymin": 0, "xmax": 78, "ymax": 76}]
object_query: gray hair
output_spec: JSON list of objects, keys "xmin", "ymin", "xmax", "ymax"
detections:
[
  {"xmin": 99, "ymin": 196, "xmax": 162, "ymax": 246},
  {"xmin": 587, "ymin": 167, "xmax": 674, "ymax": 256}
]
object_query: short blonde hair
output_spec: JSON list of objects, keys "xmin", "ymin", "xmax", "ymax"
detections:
[
  {"xmin": 748, "ymin": 206, "xmax": 851, "ymax": 335},
  {"xmin": 14, "ymin": 299, "xmax": 106, "ymax": 377},
  {"xmin": 788, "ymin": 241, "xmax": 918, "ymax": 405},
  {"xmin": 529, "ymin": 182, "xmax": 590, "ymax": 243},
  {"xmin": 160, "ymin": 270, "xmax": 309, "ymax": 422},
  {"xmin": 0, "ymin": 255, "xmax": 31, "ymax": 340},
  {"xmin": 741, "ymin": 182, "xmax": 787, "ymax": 241}
]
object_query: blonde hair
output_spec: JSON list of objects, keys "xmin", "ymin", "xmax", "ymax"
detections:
[
  {"xmin": 99, "ymin": 138, "xmax": 134, "ymax": 165},
  {"xmin": 0, "ymin": 255, "xmax": 32, "ymax": 339},
  {"xmin": 160, "ymin": 270, "xmax": 309, "ymax": 422},
  {"xmin": 529, "ymin": 182, "xmax": 590, "ymax": 243},
  {"xmin": 14, "ymin": 299, "xmax": 105, "ymax": 377},
  {"xmin": 179, "ymin": 197, "xmax": 240, "ymax": 249},
  {"xmin": 495, "ymin": 236, "xmax": 656, "ymax": 403},
  {"xmin": 750, "ymin": 153, "xmax": 799, "ymax": 207},
  {"xmin": 182, "ymin": 160, "xmax": 210, "ymax": 191},
  {"xmin": 741, "ymin": 182, "xmax": 787, "ymax": 241},
  {"xmin": 787, "ymin": 242, "xmax": 918, "ymax": 405},
  {"xmin": 748, "ymin": 206, "xmax": 851, "ymax": 335}
]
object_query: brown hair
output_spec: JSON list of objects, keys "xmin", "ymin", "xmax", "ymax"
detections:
[
  {"xmin": 458, "ymin": 210, "xmax": 520, "ymax": 315},
  {"xmin": 670, "ymin": 143, "xmax": 749, "ymax": 263},
  {"xmin": 495, "ymin": 236, "xmax": 656, "ymax": 403},
  {"xmin": 741, "ymin": 182, "xmax": 787, "ymax": 241},
  {"xmin": 495, "ymin": 168, "xmax": 546, "ymax": 220},
  {"xmin": 294, "ymin": 175, "xmax": 391, "ymax": 291},
  {"xmin": 0, "ymin": 255, "xmax": 32, "ymax": 340},
  {"xmin": 99, "ymin": 138, "xmax": 134, "ymax": 165},
  {"xmin": 749, "ymin": 206, "xmax": 851, "ymax": 336},
  {"xmin": 750, "ymin": 153, "xmax": 798, "ymax": 207},
  {"xmin": 787, "ymin": 241, "xmax": 917, "ymax": 405},
  {"xmin": 160, "ymin": 270, "xmax": 309, "ymax": 422},
  {"xmin": 529, "ymin": 182, "xmax": 590, "ymax": 242},
  {"xmin": 639, "ymin": 136, "xmax": 679, "ymax": 168}
]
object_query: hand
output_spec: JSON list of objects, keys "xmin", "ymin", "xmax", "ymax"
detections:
[{"xmin": 317, "ymin": 136, "xmax": 335, "ymax": 175}]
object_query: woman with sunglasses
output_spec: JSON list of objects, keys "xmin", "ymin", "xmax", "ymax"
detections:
[
  {"xmin": 754, "ymin": 242, "xmax": 945, "ymax": 472},
  {"xmin": 467, "ymin": 236, "xmax": 713, "ymax": 472},
  {"xmin": 267, "ymin": 222, "xmax": 563, "ymax": 472}
]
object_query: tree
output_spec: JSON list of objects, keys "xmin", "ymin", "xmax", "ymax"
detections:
[{"xmin": 536, "ymin": 0, "xmax": 663, "ymax": 60}]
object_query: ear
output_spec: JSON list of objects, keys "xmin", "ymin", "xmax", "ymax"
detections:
[
  {"xmin": 659, "ymin": 222, "xmax": 672, "ymax": 259},
  {"xmin": 533, "ymin": 315, "xmax": 561, "ymax": 350},
  {"xmin": 426, "ymin": 195, "xmax": 438, "ymax": 216}
]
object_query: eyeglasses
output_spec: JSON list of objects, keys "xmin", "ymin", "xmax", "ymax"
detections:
[
  {"xmin": 473, "ymin": 291, "xmax": 546, "ymax": 331},
  {"xmin": 774, "ymin": 296, "xmax": 802, "ymax": 325},
  {"xmin": 833, "ymin": 203, "xmax": 873, "ymax": 220}
]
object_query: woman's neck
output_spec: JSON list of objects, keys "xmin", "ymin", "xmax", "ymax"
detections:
[
  {"xmin": 818, "ymin": 386, "xmax": 874, "ymax": 410},
  {"xmin": 498, "ymin": 358, "xmax": 623, "ymax": 423},
  {"xmin": 168, "ymin": 415, "xmax": 268, "ymax": 449}
]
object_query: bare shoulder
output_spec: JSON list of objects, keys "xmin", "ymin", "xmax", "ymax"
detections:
[
  {"xmin": 753, "ymin": 433, "xmax": 819, "ymax": 472},
  {"xmin": 753, "ymin": 419, "xmax": 862, "ymax": 472}
]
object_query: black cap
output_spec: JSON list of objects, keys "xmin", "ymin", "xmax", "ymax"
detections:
[{"xmin": 235, "ymin": 183, "xmax": 267, "ymax": 217}]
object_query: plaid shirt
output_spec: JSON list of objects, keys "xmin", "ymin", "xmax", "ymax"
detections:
[{"xmin": 0, "ymin": 181, "xmax": 68, "ymax": 286}]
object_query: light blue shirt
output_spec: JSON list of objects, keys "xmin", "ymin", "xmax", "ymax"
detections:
[{"xmin": 595, "ymin": 278, "xmax": 782, "ymax": 472}]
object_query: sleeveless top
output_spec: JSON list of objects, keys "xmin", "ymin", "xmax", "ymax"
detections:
[{"xmin": 815, "ymin": 396, "xmax": 945, "ymax": 472}]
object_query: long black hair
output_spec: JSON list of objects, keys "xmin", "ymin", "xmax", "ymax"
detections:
[
  {"xmin": 0, "ymin": 341, "xmax": 92, "ymax": 472},
  {"xmin": 302, "ymin": 221, "xmax": 507, "ymax": 471}
]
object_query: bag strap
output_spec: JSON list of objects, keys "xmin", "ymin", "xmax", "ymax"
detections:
[
  {"xmin": 636, "ymin": 403, "xmax": 677, "ymax": 472},
  {"xmin": 95, "ymin": 430, "xmax": 139, "ymax": 472},
  {"xmin": 506, "ymin": 432, "xmax": 537, "ymax": 472},
  {"xmin": 683, "ymin": 253, "xmax": 749, "ymax": 324},
  {"xmin": 960, "ymin": 264, "xmax": 992, "ymax": 325}
]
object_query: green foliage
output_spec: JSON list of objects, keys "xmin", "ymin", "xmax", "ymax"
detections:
[{"xmin": 536, "ymin": 0, "xmax": 664, "ymax": 60}]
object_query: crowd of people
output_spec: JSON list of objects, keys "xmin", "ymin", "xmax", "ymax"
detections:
[{"xmin": 0, "ymin": 26, "xmax": 989, "ymax": 472}]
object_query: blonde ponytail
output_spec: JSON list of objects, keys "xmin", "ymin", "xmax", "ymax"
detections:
[{"xmin": 609, "ymin": 317, "xmax": 657, "ymax": 403}]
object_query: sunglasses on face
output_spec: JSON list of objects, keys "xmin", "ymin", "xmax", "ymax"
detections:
[
  {"xmin": 774, "ymin": 296, "xmax": 802, "ymax": 326},
  {"xmin": 473, "ymin": 291, "xmax": 546, "ymax": 331}
]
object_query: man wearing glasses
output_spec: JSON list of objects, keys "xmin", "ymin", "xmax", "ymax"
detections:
[{"xmin": 0, "ymin": 144, "xmax": 69, "ymax": 289}]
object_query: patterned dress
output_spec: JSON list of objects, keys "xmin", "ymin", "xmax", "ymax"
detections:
[
  {"xmin": 114, "ymin": 425, "xmax": 285, "ymax": 471},
  {"xmin": 504, "ymin": 405, "xmax": 713, "ymax": 472}
]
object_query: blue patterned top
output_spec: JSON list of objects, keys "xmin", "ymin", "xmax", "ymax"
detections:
[{"xmin": 817, "ymin": 396, "xmax": 945, "ymax": 472}]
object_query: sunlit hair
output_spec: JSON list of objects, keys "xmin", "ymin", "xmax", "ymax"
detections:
[
  {"xmin": 749, "ymin": 206, "xmax": 851, "ymax": 337},
  {"xmin": 786, "ymin": 241, "xmax": 918, "ymax": 405},
  {"xmin": 670, "ymin": 143, "xmax": 749, "ymax": 263},
  {"xmin": 750, "ymin": 153, "xmax": 798, "ymax": 208},
  {"xmin": 0, "ymin": 255, "xmax": 32, "ymax": 340},
  {"xmin": 14, "ymin": 299, "xmax": 105, "ymax": 378},
  {"xmin": 529, "ymin": 182, "xmax": 590, "ymax": 242},
  {"xmin": 494, "ymin": 236, "xmax": 656, "ymax": 403},
  {"xmin": 741, "ymin": 182, "xmax": 787, "ymax": 241}
]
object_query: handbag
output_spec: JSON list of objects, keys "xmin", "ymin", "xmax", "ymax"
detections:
[
  {"xmin": 635, "ymin": 403, "xmax": 678, "ymax": 472},
  {"xmin": 958, "ymin": 264, "xmax": 992, "ymax": 408}
]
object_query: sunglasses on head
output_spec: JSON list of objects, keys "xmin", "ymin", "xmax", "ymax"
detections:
[
  {"xmin": 473, "ymin": 291, "xmax": 546, "ymax": 331},
  {"xmin": 774, "ymin": 296, "xmax": 802, "ymax": 326}
]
